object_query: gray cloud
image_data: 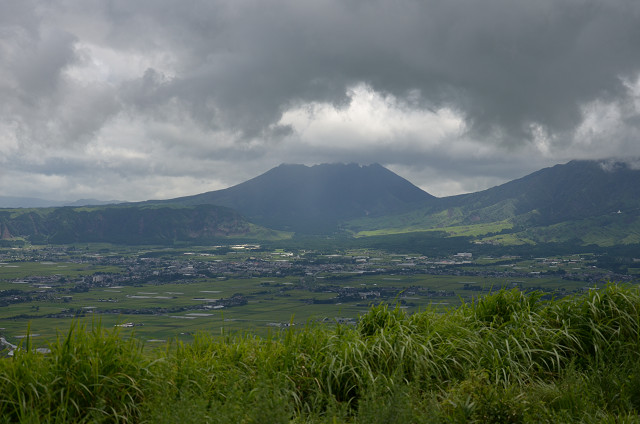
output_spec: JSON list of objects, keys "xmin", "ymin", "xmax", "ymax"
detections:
[{"xmin": 1, "ymin": 0, "xmax": 639, "ymax": 201}]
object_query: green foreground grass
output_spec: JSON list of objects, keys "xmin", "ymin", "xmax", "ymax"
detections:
[{"xmin": 3, "ymin": 284, "xmax": 640, "ymax": 423}]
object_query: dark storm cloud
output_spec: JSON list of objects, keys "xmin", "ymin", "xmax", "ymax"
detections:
[
  {"xmin": 94, "ymin": 0, "xmax": 640, "ymax": 143},
  {"xmin": 9, "ymin": 0, "xmax": 640, "ymax": 142},
  {"xmin": 1, "ymin": 0, "xmax": 640, "ymax": 200}
]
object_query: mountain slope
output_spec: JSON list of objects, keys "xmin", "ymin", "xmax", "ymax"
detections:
[
  {"xmin": 448, "ymin": 160, "xmax": 640, "ymax": 224},
  {"xmin": 0, "ymin": 204, "xmax": 289, "ymax": 244},
  {"xmin": 159, "ymin": 163, "xmax": 435, "ymax": 233},
  {"xmin": 345, "ymin": 159, "xmax": 640, "ymax": 245}
]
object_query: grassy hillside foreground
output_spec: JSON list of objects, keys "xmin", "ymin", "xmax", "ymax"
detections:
[{"xmin": 2, "ymin": 285, "xmax": 640, "ymax": 423}]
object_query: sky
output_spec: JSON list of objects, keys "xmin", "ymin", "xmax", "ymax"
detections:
[{"xmin": 1, "ymin": 0, "xmax": 640, "ymax": 201}]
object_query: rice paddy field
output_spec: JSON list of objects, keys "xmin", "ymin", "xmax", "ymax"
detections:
[{"xmin": 0, "ymin": 256, "xmax": 593, "ymax": 349}]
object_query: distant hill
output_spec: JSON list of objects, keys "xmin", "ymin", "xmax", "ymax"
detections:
[
  {"xmin": 0, "ymin": 196, "xmax": 119, "ymax": 208},
  {"xmin": 345, "ymin": 160, "xmax": 640, "ymax": 246},
  {"xmin": 0, "ymin": 196, "xmax": 71, "ymax": 208},
  {"xmin": 158, "ymin": 163, "xmax": 435, "ymax": 233},
  {"xmin": 0, "ymin": 204, "xmax": 289, "ymax": 244},
  {"xmin": 3, "ymin": 159, "xmax": 640, "ymax": 247},
  {"xmin": 446, "ymin": 160, "xmax": 640, "ymax": 223}
]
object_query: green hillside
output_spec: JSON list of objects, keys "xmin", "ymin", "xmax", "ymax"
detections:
[
  {"xmin": 480, "ymin": 211, "xmax": 640, "ymax": 247},
  {"xmin": 347, "ymin": 211, "xmax": 640, "ymax": 247},
  {"xmin": 345, "ymin": 160, "xmax": 640, "ymax": 247},
  {"xmin": 0, "ymin": 204, "xmax": 290, "ymax": 244}
]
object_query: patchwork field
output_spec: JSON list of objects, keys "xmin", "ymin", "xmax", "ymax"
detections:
[{"xmin": 0, "ymin": 243, "xmax": 608, "ymax": 351}]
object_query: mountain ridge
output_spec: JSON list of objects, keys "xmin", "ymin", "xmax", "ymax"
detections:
[
  {"xmin": 345, "ymin": 159, "xmax": 640, "ymax": 245},
  {"xmin": 445, "ymin": 160, "xmax": 640, "ymax": 221},
  {"xmin": 0, "ymin": 204, "xmax": 289, "ymax": 244},
  {"xmin": 2, "ymin": 159, "xmax": 640, "ymax": 246}
]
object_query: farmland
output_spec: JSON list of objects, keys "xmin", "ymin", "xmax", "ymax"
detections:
[
  {"xmin": 1, "ymin": 243, "xmax": 633, "ymax": 351},
  {"xmin": 2, "ymin": 242, "xmax": 640, "ymax": 422}
]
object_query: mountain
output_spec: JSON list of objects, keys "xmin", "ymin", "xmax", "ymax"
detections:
[
  {"xmin": 446, "ymin": 160, "xmax": 640, "ymax": 223},
  {"xmin": 157, "ymin": 163, "xmax": 435, "ymax": 233},
  {"xmin": 345, "ymin": 159, "xmax": 640, "ymax": 246},
  {"xmin": 3, "ymin": 160, "xmax": 640, "ymax": 246},
  {"xmin": 0, "ymin": 204, "xmax": 288, "ymax": 244},
  {"xmin": 0, "ymin": 196, "xmax": 66, "ymax": 208},
  {"xmin": 0, "ymin": 196, "xmax": 119, "ymax": 208}
]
